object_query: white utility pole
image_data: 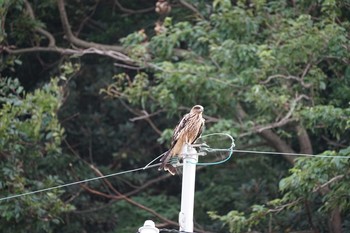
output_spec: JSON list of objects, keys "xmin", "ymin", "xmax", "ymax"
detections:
[{"xmin": 179, "ymin": 144, "xmax": 198, "ymax": 232}]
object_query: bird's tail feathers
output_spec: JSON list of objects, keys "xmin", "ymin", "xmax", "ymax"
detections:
[
  {"xmin": 159, "ymin": 150, "xmax": 178, "ymax": 175},
  {"xmin": 164, "ymin": 164, "xmax": 177, "ymax": 175},
  {"xmin": 158, "ymin": 150, "xmax": 172, "ymax": 171}
]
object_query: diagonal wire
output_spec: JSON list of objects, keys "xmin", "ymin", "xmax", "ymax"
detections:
[
  {"xmin": 1, "ymin": 133, "xmax": 349, "ymax": 202},
  {"xmin": 0, "ymin": 163, "xmax": 161, "ymax": 202}
]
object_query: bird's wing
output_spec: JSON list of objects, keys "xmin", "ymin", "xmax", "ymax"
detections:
[
  {"xmin": 159, "ymin": 113, "xmax": 189, "ymax": 167},
  {"xmin": 170, "ymin": 113, "xmax": 190, "ymax": 148},
  {"xmin": 191, "ymin": 118, "xmax": 205, "ymax": 144}
]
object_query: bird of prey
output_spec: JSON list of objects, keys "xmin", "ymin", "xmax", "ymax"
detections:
[{"xmin": 159, "ymin": 105, "xmax": 205, "ymax": 175}]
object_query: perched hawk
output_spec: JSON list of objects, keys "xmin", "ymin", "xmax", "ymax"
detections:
[{"xmin": 159, "ymin": 105, "xmax": 205, "ymax": 175}]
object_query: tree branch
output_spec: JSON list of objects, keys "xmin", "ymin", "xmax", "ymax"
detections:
[
  {"xmin": 258, "ymin": 130, "xmax": 296, "ymax": 164},
  {"xmin": 129, "ymin": 109, "xmax": 165, "ymax": 121},
  {"xmin": 312, "ymin": 175, "xmax": 344, "ymax": 193},
  {"xmin": 296, "ymin": 125, "xmax": 313, "ymax": 154},
  {"xmin": 235, "ymin": 103, "xmax": 296, "ymax": 164},
  {"xmin": 24, "ymin": 0, "xmax": 56, "ymax": 46},
  {"xmin": 84, "ymin": 166, "xmax": 178, "ymax": 229},
  {"xmin": 267, "ymin": 198, "xmax": 303, "ymax": 213},
  {"xmin": 114, "ymin": 0, "xmax": 154, "ymax": 14},
  {"xmin": 57, "ymin": 0, "xmax": 124, "ymax": 52},
  {"xmin": 178, "ymin": 0, "xmax": 204, "ymax": 19},
  {"xmin": 119, "ymin": 100, "xmax": 163, "ymax": 135},
  {"xmin": 4, "ymin": 46, "xmax": 133, "ymax": 62},
  {"xmin": 84, "ymin": 165, "xmax": 209, "ymax": 232},
  {"xmin": 254, "ymin": 94, "xmax": 309, "ymax": 133},
  {"xmin": 75, "ymin": 0, "xmax": 100, "ymax": 36},
  {"xmin": 261, "ymin": 74, "xmax": 312, "ymax": 88},
  {"xmin": 240, "ymin": 95, "xmax": 309, "ymax": 137},
  {"xmin": 129, "ymin": 110, "xmax": 164, "ymax": 135},
  {"xmin": 304, "ymin": 200, "xmax": 319, "ymax": 233}
]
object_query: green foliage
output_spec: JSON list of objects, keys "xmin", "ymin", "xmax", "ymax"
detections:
[
  {"xmin": 110, "ymin": 0, "xmax": 350, "ymax": 145},
  {"xmin": 112, "ymin": 195, "xmax": 179, "ymax": 233},
  {"xmin": 212, "ymin": 148, "xmax": 350, "ymax": 233},
  {"xmin": 0, "ymin": 78, "xmax": 74, "ymax": 232},
  {"xmin": 280, "ymin": 148, "xmax": 350, "ymax": 212},
  {"xmin": 2, "ymin": 0, "xmax": 350, "ymax": 232},
  {"xmin": 209, "ymin": 210, "xmax": 248, "ymax": 233},
  {"xmin": 300, "ymin": 105, "xmax": 350, "ymax": 139},
  {"xmin": 105, "ymin": 0, "xmax": 350, "ymax": 232}
]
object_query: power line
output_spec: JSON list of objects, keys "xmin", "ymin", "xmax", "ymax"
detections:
[
  {"xmin": 0, "ymin": 163, "xmax": 161, "ymax": 202},
  {"xmin": 233, "ymin": 149, "xmax": 350, "ymax": 158},
  {"xmin": 1, "ymin": 147, "xmax": 348, "ymax": 202}
]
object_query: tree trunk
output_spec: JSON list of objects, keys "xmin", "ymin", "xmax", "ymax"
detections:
[{"xmin": 330, "ymin": 207, "xmax": 342, "ymax": 233}]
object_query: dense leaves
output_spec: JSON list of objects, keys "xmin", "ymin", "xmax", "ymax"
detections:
[
  {"xmin": 1, "ymin": 0, "xmax": 350, "ymax": 232},
  {"xmin": 0, "ymin": 78, "xmax": 74, "ymax": 232}
]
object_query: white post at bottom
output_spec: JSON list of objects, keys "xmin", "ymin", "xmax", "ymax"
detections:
[
  {"xmin": 138, "ymin": 220, "xmax": 159, "ymax": 233},
  {"xmin": 179, "ymin": 145, "xmax": 198, "ymax": 232}
]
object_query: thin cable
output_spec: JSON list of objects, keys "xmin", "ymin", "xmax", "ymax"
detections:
[
  {"xmin": 233, "ymin": 149, "xmax": 350, "ymax": 158},
  {"xmin": 143, "ymin": 152, "xmax": 166, "ymax": 170},
  {"xmin": 3, "ymin": 134, "xmax": 347, "ymax": 202},
  {"xmin": 194, "ymin": 149, "xmax": 233, "ymax": 166},
  {"xmin": 188, "ymin": 132, "xmax": 235, "ymax": 166},
  {"xmin": 0, "ymin": 163, "xmax": 161, "ymax": 202}
]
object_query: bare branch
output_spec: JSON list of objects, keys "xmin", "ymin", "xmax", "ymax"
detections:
[
  {"xmin": 114, "ymin": 0, "xmax": 154, "ymax": 14},
  {"xmin": 255, "ymin": 94, "xmax": 310, "ymax": 133},
  {"xmin": 261, "ymin": 74, "xmax": 312, "ymax": 88},
  {"xmin": 24, "ymin": 0, "xmax": 56, "ymax": 46},
  {"xmin": 119, "ymin": 100, "xmax": 163, "ymax": 135},
  {"xmin": 113, "ymin": 62, "xmax": 142, "ymax": 70},
  {"xmin": 301, "ymin": 62, "xmax": 311, "ymax": 80},
  {"xmin": 304, "ymin": 200, "xmax": 318, "ymax": 233},
  {"xmin": 129, "ymin": 109, "xmax": 165, "ymax": 121},
  {"xmin": 240, "ymin": 95, "xmax": 310, "ymax": 137},
  {"xmin": 4, "ymin": 46, "xmax": 133, "ymax": 62},
  {"xmin": 57, "ymin": 0, "xmax": 124, "ymax": 52},
  {"xmin": 75, "ymin": 0, "xmax": 100, "ymax": 36},
  {"xmin": 84, "ymin": 164, "xmax": 212, "ymax": 233},
  {"xmin": 86, "ymin": 165, "xmax": 180, "ymax": 229},
  {"xmin": 312, "ymin": 175, "xmax": 345, "ymax": 193},
  {"xmin": 258, "ymin": 130, "xmax": 296, "ymax": 164},
  {"xmin": 236, "ymin": 103, "xmax": 296, "ymax": 164},
  {"xmin": 145, "ymin": 117, "xmax": 163, "ymax": 135},
  {"xmin": 267, "ymin": 198, "xmax": 303, "ymax": 213},
  {"xmin": 296, "ymin": 125, "xmax": 313, "ymax": 154},
  {"xmin": 321, "ymin": 136, "xmax": 348, "ymax": 148},
  {"xmin": 178, "ymin": 0, "xmax": 204, "ymax": 19},
  {"xmin": 129, "ymin": 109, "xmax": 165, "ymax": 135}
]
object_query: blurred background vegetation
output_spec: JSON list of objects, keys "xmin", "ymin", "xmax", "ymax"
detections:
[{"xmin": 0, "ymin": 0, "xmax": 350, "ymax": 232}]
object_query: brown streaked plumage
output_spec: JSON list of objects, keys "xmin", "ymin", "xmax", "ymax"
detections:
[{"xmin": 159, "ymin": 105, "xmax": 205, "ymax": 175}]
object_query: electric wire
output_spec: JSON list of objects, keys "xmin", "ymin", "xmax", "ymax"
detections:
[
  {"xmin": 0, "ymin": 163, "xmax": 161, "ymax": 202},
  {"xmin": 1, "ymin": 132, "xmax": 349, "ymax": 202},
  {"xmin": 190, "ymin": 132, "xmax": 235, "ymax": 166},
  {"xmin": 233, "ymin": 149, "xmax": 350, "ymax": 158}
]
